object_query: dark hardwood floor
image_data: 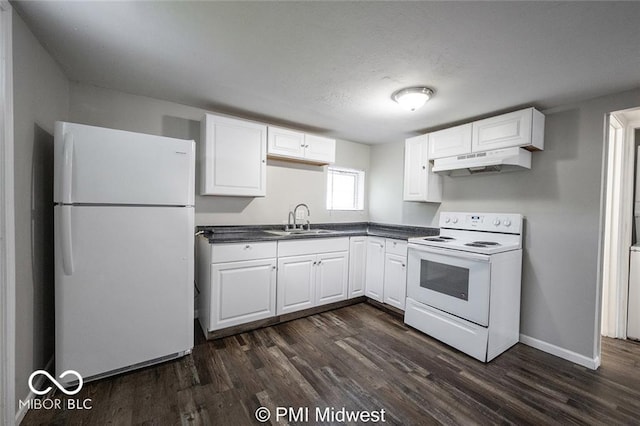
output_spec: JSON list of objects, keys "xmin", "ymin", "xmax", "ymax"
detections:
[{"xmin": 22, "ymin": 302, "xmax": 640, "ymax": 425}]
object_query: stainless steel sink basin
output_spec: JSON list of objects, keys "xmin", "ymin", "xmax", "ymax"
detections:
[{"xmin": 264, "ymin": 229, "xmax": 338, "ymax": 236}]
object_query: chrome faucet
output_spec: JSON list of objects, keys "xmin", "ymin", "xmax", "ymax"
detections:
[
  {"xmin": 286, "ymin": 211, "xmax": 295, "ymax": 231},
  {"xmin": 292, "ymin": 203, "xmax": 310, "ymax": 230}
]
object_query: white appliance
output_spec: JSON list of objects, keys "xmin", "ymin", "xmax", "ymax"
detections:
[
  {"xmin": 432, "ymin": 147, "xmax": 531, "ymax": 176},
  {"xmin": 630, "ymin": 146, "xmax": 640, "ymax": 340},
  {"xmin": 404, "ymin": 212, "xmax": 523, "ymax": 362},
  {"xmin": 54, "ymin": 121, "xmax": 195, "ymax": 383},
  {"xmin": 629, "ymin": 246, "xmax": 640, "ymax": 340}
]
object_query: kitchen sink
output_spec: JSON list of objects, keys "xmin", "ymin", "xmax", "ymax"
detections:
[{"xmin": 264, "ymin": 229, "xmax": 338, "ymax": 236}]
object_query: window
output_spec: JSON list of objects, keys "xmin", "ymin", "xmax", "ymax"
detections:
[{"xmin": 326, "ymin": 167, "xmax": 365, "ymax": 210}]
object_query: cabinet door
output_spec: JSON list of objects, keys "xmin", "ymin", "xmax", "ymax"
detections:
[
  {"xmin": 472, "ymin": 108, "xmax": 534, "ymax": 152},
  {"xmin": 210, "ymin": 259, "xmax": 276, "ymax": 330},
  {"xmin": 316, "ymin": 251, "xmax": 349, "ymax": 306},
  {"xmin": 403, "ymin": 135, "xmax": 442, "ymax": 203},
  {"xmin": 201, "ymin": 114, "xmax": 267, "ymax": 196},
  {"xmin": 304, "ymin": 134, "xmax": 336, "ymax": 163},
  {"xmin": 277, "ymin": 255, "xmax": 316, "ymax": 315},
  {"xmin": 365, "ymin": 237, "xmax": 385, "ymax": 302},
  {"xmin": 348, "ymin": 237, "xmax": 366, "ymax": 298},
  {"xmin": 428, "ymin": 123, "xmax": 473, "ymax": 160},
  {"xmin": 267, "ymin": 126, "xmax": 305, "ymax": 159},
  {"xmin": 383, "ymin": 253, "xmax": 407, "ymax": 310}
]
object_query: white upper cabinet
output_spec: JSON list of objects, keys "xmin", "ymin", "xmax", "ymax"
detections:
[
  {"xmin": 472, "ymin": 107, "xmax": 545, "ymax": 153},
  {"xmin": 267, "ymin": 125, "xmax": 335, "ymax": 165},
  {"xmin": 403, "ymin": 134, "xmax": 442, "ymax": 203},
  {"xmin": 428, "ymin": 123, "xmax": 473, "ymax": 160},
  {"xmin": 267, "ymin": 126, "xmax": 305, "ymax": 158},
  {"xmin": 304, "ymin": 134, "xmax": 336, "ymax": 164},
  {"xmin": 200, "ymin": 113, "xmax": 267, "ymax": 197}
]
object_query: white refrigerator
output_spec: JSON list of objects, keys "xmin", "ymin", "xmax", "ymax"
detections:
[{"xmin": 54, "ymin": 121, "xmax": 195, "ymax": 382}]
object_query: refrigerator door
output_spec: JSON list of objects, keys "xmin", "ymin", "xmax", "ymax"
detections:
[
  {"xmin": 54, "ymin": 121, "xmax": 195, "ymax": 206},
  {"xmin": 54, "ymin": 205, "xmax": 194, "ymax": 381}
]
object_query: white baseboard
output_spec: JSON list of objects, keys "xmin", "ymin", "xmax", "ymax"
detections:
[
  {"xmin": 519, "ymin": 334, "xmax": 600, "ymax": 370},
  {"xmin": 15, "ymin": 356, "xmax": 54, "ymax": 425}
]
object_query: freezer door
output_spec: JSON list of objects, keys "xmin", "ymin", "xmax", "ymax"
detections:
[
  {"xmin": 54, "ymin": 121, "xmax": 195, "ymax": 205},
  {"xmin": 54, "ymin": 205, "xmax": 194, "ymax": 381}
]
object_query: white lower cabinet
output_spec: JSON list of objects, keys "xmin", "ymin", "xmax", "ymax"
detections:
[
  {"xmin": 364, "ymin": 237, "xmax": 385, "ymax": 302},
  {"xmin": 277, "ymin": 255, "xmax": 316, "ymax": 315},
  {"xmin": 210, "ymin": 259, "xmax": 276, "ymax": 329},
  {"xmin": 277, "ymin": 238, "xmax": 349, "ymax": 315},
  {"xmin": 348, "ymin": 236, "xmax": 366, "ymax": 298},
  {"xmin": 383, "ymin": 253, "xmax": 407, "ymax": 310},
  {"xmin": 316, "ymin": 252, "xmax": 349, "ymax": 306},
  {"xmin": 365, "ymin": 237, "xmax": 408, "ymax": 310},
  {"xmin": 197, "ymin": 238, "xmax": 277, "ymax": 333},
  {"xmin": 197, "ymin": 233, "xmax": 410, "ymax": 334}
]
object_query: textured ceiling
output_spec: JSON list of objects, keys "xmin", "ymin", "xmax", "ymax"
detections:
[{"xmin": 13, "ymin": 1, "xmax": 640, "ymax": 144}]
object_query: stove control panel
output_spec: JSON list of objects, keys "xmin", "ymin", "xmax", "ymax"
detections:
[{"xmin": 439, "ymin": 212, "xmax": 522, "ymax": 234}]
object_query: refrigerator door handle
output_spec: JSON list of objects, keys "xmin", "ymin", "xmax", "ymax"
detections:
[
  {"xmin": 61, "ymin": 132, "xmax": 74, "ymax": 204},
  {"xmin": 61, "ymin": 205, "xmax": 74, "ymax": 275}
]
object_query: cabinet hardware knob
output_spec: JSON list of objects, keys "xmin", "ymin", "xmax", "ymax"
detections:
[
  {"xmin": 402, "ymin": 264, "xmax": 406, "ymax": 268},
  {"xmin": 272, "ymin": 266, "xmax": 276, "ymax": 270},
  {"xmin": 422, "ymin": 165, "xmax": 426, "ymax": 170},
  {"xmin": 245, "ymin": 245, "xmax": 251, "ymax": 249},
  {"xmin": 313, "ymin": 261, "xmax": 317, "ymax": 265},
  {"xmin": 317, "ymin": 260, "xmax": 322, "ymax": 265}
]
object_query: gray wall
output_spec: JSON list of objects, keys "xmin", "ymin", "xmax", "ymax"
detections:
[
  {"xmin": 68, "ymin": 83, "xmax": 371, "ymax": 226},
  {"xmin": 368, "ymin": 88, "xmax": 640, "ymax": 361},
  {"xmin": 12, "ymin": 10, "xmax": 69, "ymax": 409}
]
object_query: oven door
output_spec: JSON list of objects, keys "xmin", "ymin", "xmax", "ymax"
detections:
[{"xmin": 407, "ymin": 244, "xmax": 491, "ymax": 326}]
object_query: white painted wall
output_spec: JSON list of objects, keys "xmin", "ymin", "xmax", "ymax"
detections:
[
  {"xmin": 12, "ymin": 10, "xmax": 69, "ymax": 413},
  {"xmin": 68, "ymin": 83, "xmax": 371, "ymax": 226},
  {"xmin": 368, "ymin": 88, "xmax": 640, "ymax": 363}
]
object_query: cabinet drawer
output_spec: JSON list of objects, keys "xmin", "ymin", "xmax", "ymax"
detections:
[
  {"xmin": 385, "ymin": 239, "xmax": 407, "ymax": 256},
  {"xmin": 278, "ymin": 237, "xmax": 349, "ymax": 257},
  {"xmin": 211, "ymin": 241, "xmax": 277, "ymax": 263}
]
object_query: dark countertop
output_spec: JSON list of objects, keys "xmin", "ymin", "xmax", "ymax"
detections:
[{"xmin": 197, "ymin": 222, "xmax": 438, "ymax": 244}]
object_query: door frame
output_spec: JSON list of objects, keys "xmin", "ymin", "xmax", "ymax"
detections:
[
  {"xmin": 597, "ymin": 108, "xmax": 640, "ymax": 363},
  {"xmin": 0, "ymin": 1, "xmax": 16, "ymax": 424}
]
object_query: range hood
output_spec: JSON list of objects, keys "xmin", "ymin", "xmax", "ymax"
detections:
[{"xmin": 432, "ymin": 147, "xmax": 531, "ymax": 177}]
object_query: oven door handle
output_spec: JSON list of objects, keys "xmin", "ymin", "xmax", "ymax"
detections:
[{"xmin": 408, "ymin": 243, "xmax": 491, "ymax": 263}]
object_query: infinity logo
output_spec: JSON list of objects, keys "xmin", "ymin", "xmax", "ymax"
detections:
[{"xmin": 28, "ymin": 370, "xmax": 83, "ymax": 396}]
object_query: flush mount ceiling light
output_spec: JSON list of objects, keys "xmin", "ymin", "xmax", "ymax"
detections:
[{"xmin": 391, "ymin": 87, "xmax": 435, "ymax": 111}]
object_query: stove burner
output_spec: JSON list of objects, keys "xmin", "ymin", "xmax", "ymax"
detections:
[
  {"xmin": 423, "ymin": 236, "xmax": 455, "ymax": 243},
  {"xmin": 465, "ymin": 241, "xmax": 502, "ymax": 248},
  {"xmin": 473, "ymin": 241, "xmax": 501, "ymax": 246}
]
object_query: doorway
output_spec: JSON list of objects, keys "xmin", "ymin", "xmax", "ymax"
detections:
[{"xmin": 600, "ymin": 108, "xmax": 640, "ymax": 343}]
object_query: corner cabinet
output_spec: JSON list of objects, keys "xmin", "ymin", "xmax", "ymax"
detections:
[
  {"xmin": 200, "ymin": 113, "xmax": 267, "ymax": 196},
  {"xmin": 403, "ymin": 134, "xmax": 443, "ymax": 202},
  {"xmin": 267, "ymin": 125, "xmax": 336, "ymax": 165}
]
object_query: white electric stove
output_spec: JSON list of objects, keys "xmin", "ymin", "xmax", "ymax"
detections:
[{"xmin": 404, "ymin": 212, "xmax": 523, "ymax": 362}]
